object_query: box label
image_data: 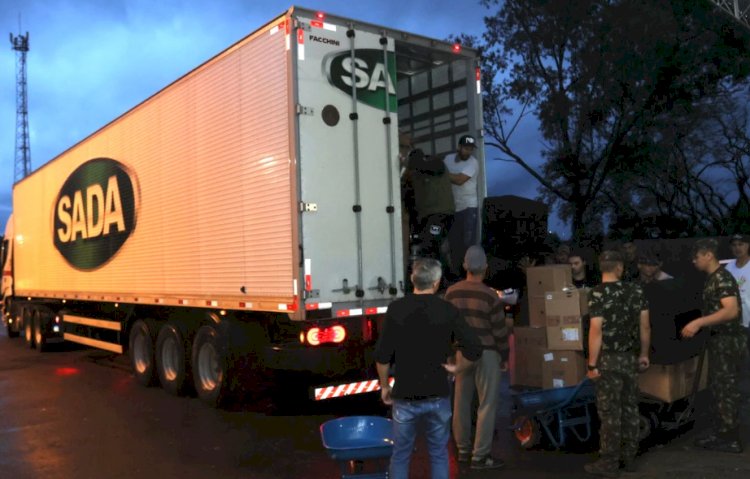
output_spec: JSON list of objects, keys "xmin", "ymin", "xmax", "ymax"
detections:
[{"xmin": 562, "ymin": 327, "xmax": 580, "ymax": 341}]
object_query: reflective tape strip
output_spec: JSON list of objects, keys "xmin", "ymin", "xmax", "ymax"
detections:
[
  {"xmin": 323, "ymin": 22, "xmax": 336, "ymax": 32},
  {"xmin": 279, "ymin": 304, "xmax": 288, "ymax": 311},
  {"xmin": 304, "ymin": 258, "xmax": 312, "ymax": 291},
  {"xmin": 206, "ymin": 300, "xmax": 218, "ymax": 307},
  {"xmin": 365, "ymin": 307, "xmax": 388, "ymax": 315},
  {"xmin": 314, "ymin": 377, "xmax": 395, "ymax": 400},
  {"xmin": 349, "ymin": 308, "xmax": 363, "ymax": 316},
  {"xmin": 239, "ymin": 302, "xmax": 254, "ymax": 309},
  {"xmin": 178, "ymin": 299, "xmax": 188, "ymax": 305},
  {"xmin": 297, "ymin": 29, "xmax": 305, "ymax": 60}
]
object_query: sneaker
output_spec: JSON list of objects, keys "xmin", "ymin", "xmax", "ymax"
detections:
[
  {"xmin": 584, "ymin": 460, "xmax": 620, "ymax": 478},
  {"xmin": 457, "ymin": 452, "xmax": 470, "ymax": 463},
  {"xmin": 470, "ymin": 456, "xmax": 505, "ymax": 470}
]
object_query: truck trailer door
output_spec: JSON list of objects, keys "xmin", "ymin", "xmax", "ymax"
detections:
[{"xmin": 294, "ymin": 15, "xmax": 403, "ymax": 310}]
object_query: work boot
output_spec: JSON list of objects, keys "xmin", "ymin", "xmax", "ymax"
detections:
[
  {"xmin": 700, "ymin": 437, "xmax": 744, "ymax": 454},
  {"xmin": 584, "ymin": 459, "xmax": 620, "ymax": 478},
  {"xmin": 456, "ymin": 451, "xmax": 470, "ymax": 464}
]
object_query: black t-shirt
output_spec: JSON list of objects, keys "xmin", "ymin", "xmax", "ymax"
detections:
[{"xmin": 374, "ymin": 294, "xmax": 482, "ymax": 400}]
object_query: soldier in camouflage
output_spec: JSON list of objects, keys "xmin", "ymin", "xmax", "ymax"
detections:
[
  {"xmin": 585, "ymin": 251, "xmax": 651, "ymax": 478},
  {"xmin": 682, "ymin": 238, "xmax": 745, "ymax": 454}
]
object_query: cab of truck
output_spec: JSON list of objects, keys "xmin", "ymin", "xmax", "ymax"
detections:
[{"xmin": 1, "ymin": 215, "xmax": 17, "ymax": 336}]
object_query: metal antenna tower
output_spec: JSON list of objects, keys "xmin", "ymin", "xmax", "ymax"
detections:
[
  {"xmin": 708, "ymin": 0, "xmax": 750, "ymax": 32},
  {"xmin": 10, "ymin": 31, "xmax": 31, "ymax": 182}
]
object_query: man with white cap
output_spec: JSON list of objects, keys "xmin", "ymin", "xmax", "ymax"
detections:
[
  {"xmin": 444, "ymin": 135, "xmax": 480, "ymax": 278},
  {"xmin": 445, "ymin": 245, "xmax": 508, "ymax": 470},
  {"xmin": 726, "ymin": 233, "xmax": 750, "ymax": 356}
]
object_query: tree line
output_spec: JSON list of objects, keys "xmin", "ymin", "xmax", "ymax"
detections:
[{"xmin": 457, "ymin": 0, "xmax": 750, "ymax": 245}]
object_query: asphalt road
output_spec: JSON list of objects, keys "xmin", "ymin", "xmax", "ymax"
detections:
[{"xmin": 1, "ymin": 327, "xmax": 749, "ymax": 479}]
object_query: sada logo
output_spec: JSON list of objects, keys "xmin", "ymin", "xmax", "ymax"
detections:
[
  {"xmin": 325, "ymin": 49, "xmax": 398, "ymax": 111},
  {"xmin": 53, "ymin": 158, "xmax": 138, "ymax": 270}
]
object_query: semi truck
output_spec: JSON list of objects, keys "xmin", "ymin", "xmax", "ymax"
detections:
[{"xmin": 1, "ymin": 6, "xmax": 485, "ymax": 407}]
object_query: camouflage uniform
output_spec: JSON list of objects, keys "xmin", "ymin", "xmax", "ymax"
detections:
[
  {"xmin": 702, "ymin": 268, "xmax": 746, "ymax": 436},
  {"xmin": 588, "ymin": 282, "xmax": 648, "ymax": 469}
]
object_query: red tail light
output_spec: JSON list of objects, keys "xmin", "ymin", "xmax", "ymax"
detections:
[{"xmin": 305, "ymin": 325, "xmax": 347, "ymax": 346}]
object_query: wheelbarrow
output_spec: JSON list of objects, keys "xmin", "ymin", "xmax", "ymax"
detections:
[
  {"xmin": 320, "ymin": 415, "xmax": 393, "ymax": 479},
  {"xmin": 511, "ymin": 378, "xmax": 597, "ymax": 449}
]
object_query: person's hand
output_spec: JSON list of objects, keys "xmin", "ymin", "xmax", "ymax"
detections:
[
  {"xmin": 443, "ymin": 362, "xmax": 458, "ymax": 375},
  {"xmin": 518, "ymin": 256, "xmax": 537, "ymax": 271},
  {"xmin": 586, "ymin": 368, "xmax": 600, "ymax": 380},
  {"xmin": 638, "ymin": 356, "xmax": 650, "ymax": 372},
  {"xmin": 380, "ymin": 384, "xmax": 393, "ymax": 406},
  {"xmin": 500, "ymin": 361, "xmax": 509, "ymax": 372},
  {"xmin": 681, "ymin": 318, "xmax": 703, "ymax": 339}
]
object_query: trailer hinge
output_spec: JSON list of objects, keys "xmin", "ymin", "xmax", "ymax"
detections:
[
  {"xmin": 299, "ymin": 201, "xmax": 318, "ymax": 212},
  {"xmin": 296, "ymin": 104, "xmax": 314, "ymax": 116}
]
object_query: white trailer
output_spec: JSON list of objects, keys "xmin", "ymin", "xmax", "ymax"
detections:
[{"xmin": 1, "ymin": 6, "xmax": 485, "ymax": 406}]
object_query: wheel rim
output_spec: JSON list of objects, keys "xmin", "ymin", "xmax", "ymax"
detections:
[
  {"xmin": 133, "ymin": 330, "xmax": 150, "ymax": 374},
  {"xmin": 34, "ymin": 320, "xmax": 42, "ymax": 345},
  {"xmin": 25, "ymin": 320, "xmax": 33, "ymax": 343},
  {"xmin": 515, "ymin": 418, "xmax": 534, "ymax": 444},
  {"xmin": 161, "ymin": 336, "xmax": 179, "ymax": 382},
  {"xmin": 197, "ymin": 341, "xmax": 221, "ymax": 392}
]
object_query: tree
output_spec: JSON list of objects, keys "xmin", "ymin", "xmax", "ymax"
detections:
[{"xmin": 468, "ymin": 0, "xmax": 750, "ymax": 241}]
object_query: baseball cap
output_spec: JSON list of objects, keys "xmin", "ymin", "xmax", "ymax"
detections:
[
  {"xmin": 463, "ymin": 245, "xmax": 487, "ymax": 271},
  {"xmin": 730, "ymin": 233, "xmax": 749, "ymax": 244},
  {"xmin": 458, "ymin": 135, "xmax": 476, "ymax": 147}
]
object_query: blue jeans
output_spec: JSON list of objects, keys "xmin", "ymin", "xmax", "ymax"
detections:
[
  {"xmin": 448, "ymin": 207, "xmax": 478, "ymax": 276},
  {"xmin": 390, "ymin": 396, "xmax": 452, "ymax": 479}
]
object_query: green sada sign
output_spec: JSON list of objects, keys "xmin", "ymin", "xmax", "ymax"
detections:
[
  {"xmin": 53, "ymin": 158, "xmax": 138, "ymax": 270},
  {"xmin": 325, "ymin": 49, "xmax": 398, "ymax": 112}
]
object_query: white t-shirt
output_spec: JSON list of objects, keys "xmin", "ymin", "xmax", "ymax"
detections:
[
  {"xmin": 443, "ymin": 153, "xmax": 478, "ymax": 212},
  {"xmin": 726, "ymin": 259, "xmax": 750, "ymax": 328}
]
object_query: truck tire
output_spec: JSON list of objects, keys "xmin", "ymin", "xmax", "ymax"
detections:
[
  {"xmin": 33, "ymin": 311, "xmax": 49, "ymax": 353},
  {"xmin": 23, "ymin": 309, "xmax": 35, "ymax": 349},
  {"xmin": 156, "ymin": 322, "xmax": 191, "ymax": 396},
  {"xmin": 6, "ymin": 322, "xmax": 19, "ymax": 338},
  {"xmin": 192, "ymin": 324, "xmax": 227, "ymax": 407},
  {"xmin": 129, "ymin": 319, "xmax": 157, "ymax": 387}
]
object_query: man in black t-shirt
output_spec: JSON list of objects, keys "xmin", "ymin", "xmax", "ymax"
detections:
[{"xmin": 375, "ymin": 258, "xmax": 481, "ymax": 479}]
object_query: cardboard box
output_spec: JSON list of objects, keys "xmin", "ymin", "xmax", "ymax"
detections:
[
  {"xmin": 545, "ymin": 289, "xmax": 588, "ymax": 326},
  {"xmin": 513, "ymin": 347, "xmax": 547, "ymax": 388},
  {"xmin": 511, "ymin": 327, "xmax": 548, "ymax": 388},
  {"xmin": 528, "ymin": 296, "xmax": 547, "ymax": 327},
  {"xmin": 514, "ymin": 326, "xmax": 548, "ymax": 348},
  {"xmin": 526, "ymin": 265, "xmax": 573, "ymax": 297},
  {"xmin": 546, "ymin": 324, "xmax": 585, "ymax": 350},
  {"xmin": 542, "ymin": 350, "xmax": 586, "ymax": 388},
  {"xmin": 638, "ymin": 353, "xmax": 708, "ymax": 402}
]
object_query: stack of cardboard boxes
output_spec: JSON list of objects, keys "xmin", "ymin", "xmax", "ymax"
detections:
[
  {"xmin": 510, "ymin": 265, "xmax": 708, "ymax": 400},
  {"xmin": 512, "ymin": 265, "xmax": 588, "ymax": 389}
]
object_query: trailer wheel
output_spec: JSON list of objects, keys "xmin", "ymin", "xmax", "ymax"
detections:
[
  {"xmin": 129, "ymin": 319, "xmax": 157, "ymax": 387},
  {"xmin": 515, "ymin": 416, "xmax": 542, "ymax": 449},
  {"xmin": 23, "ymin": 309, "xmax": 35, "ymax": 348},
  {"xmin": 156, "ymin": 322, "xmax": 191, "ymax": 396},
  {"xmin": 192, "ymin": 324, "xmax": 227, "ymax": 407},
  {"xmin": 6, "ymin": 321, "xmax": 20, "ymax": 338},
  {"xmin": 33, "ymin": 311, "xmax": 48, "ymax": 353}
]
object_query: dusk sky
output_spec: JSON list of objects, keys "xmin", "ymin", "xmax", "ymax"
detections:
[{"xmin": 0, "ymin": 0, "xmax": 555, "ymax": 236}]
